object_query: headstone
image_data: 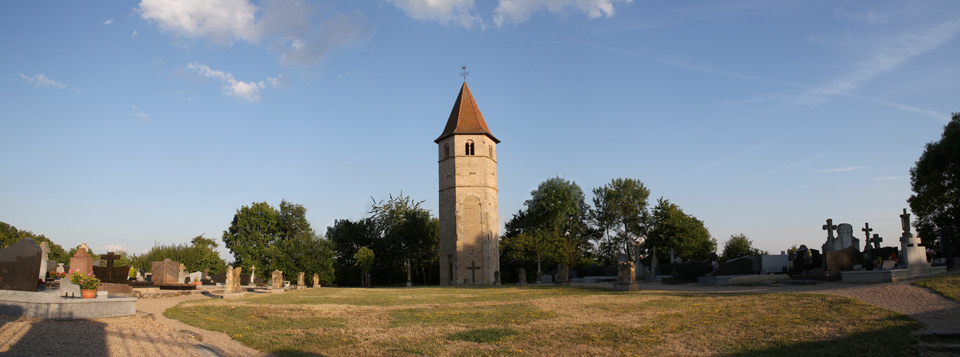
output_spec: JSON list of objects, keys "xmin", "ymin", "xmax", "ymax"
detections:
[
  {"xmin": 517, "ymin": 268, "xmax": 527, "ymax": 285},
  {"xmin": 760, "ymin": 253, "xmax": 790, "ymax": 274},
  {"xmin": 535, "ymin": 269, "xmax": 543, "ymax": 284},
  {"xmin": 715, "ymin": 256, "xmax": 758, "ymax": 276},
  {"xmin": 178, "ymin": 263, "xmax": 189, "ymax": 284},
  {"xmin": 297, "ymin": 272, "xmax": 305, "ymax": 290},
  {"xmin": 669, "ymin": 248, "xmax": 675, "ymax": 263},
  {"xmin": 271, "ymin": 270, "xmax": 283, "ymax": 289},
  {"xmin": 899, "ymin": 209, "xmax": 929, "ymax": 268},
  {"xmin": 94, "ymin": 252, "xmax": 130, "ymax": 284},
  {"xmin": 224, "ymin": 266, "xmax": 242, "ymax": 293},
  {"xmin": 671, "ymin": 261, "xmax": 713, "ymax": 282},
  {"xmin": 59, "ymin": 279, "xmax": 81, "ymax": 298},
  {"xmin": 0, "ymin": 239, "xmax": 43, "ymax": 291},
  {"xmin": 614, "ymin": 260, "xmax": 638, "ymax": 291},
  {"xmin": 151, "ymin": 259, "xmax": 181, "ymax": 285},
  {"xmin": 312, "ymin": 273, "xmax": 320, "ymax": 288},
  {"xmin": 822, "ymin": 219, "xmax": 838, "ymax": 252},
  {"xmin": 824, "ymin": 246, "xmax": 863, "ymax": 271},
  {"xmin": 189, "ymin": 271, "xmax": 202, "ymax": 283},
  {"xmin": 249, "ymin": 266, "xmax": 256, "ymax": 284},
  {"xmin": 635, "ymin": 259, "xmax": 646, "ymax": 280},
  {"xmin": 136, "ymin": 271, "xmax": 143, "ymax": 281},
  {"xmin": 650, "ymin": 247, "xmax": 659, "ymax": 275},
  {"xmin": 556, "ymin": 264, "xmax": 570, "ymax": 285},
  {"xmin": 203, "ymin": 268, "xmax": 209, "ymax": 280},
  {"xmin": 68, "ymin": 244, "xmax": 94, "ymax": 276},
  {"xmin": 56, "ymin": 263, "xmax": 65, "ymax": 275},
  {"xmin": 836, "ymin": 223, "xmax": 860, "ymax": 252},
  {"xmin": 39, "ymin": 242, "xmax": 50, "ymax": 280}
]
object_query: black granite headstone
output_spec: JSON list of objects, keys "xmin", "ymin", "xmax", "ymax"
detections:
[
  {"xmin": 0, "ymin": 239, "xmax": 44, "ymax": 291},
  {"xmin": 716, "ymin": 256, "xmax": 758, "ymax": 276}
]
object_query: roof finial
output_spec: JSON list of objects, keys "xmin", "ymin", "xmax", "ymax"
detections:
[{"xmin": 460, "ymin": 66, "xmax": 469, "ymax": 82}]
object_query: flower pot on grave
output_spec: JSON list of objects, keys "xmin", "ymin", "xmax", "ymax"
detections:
[{"xmin": 81, "ymin": 289, "xmax": 97, "ymax": 299}]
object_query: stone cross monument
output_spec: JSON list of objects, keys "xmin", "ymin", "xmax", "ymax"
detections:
[{"xmin": 436, "ymin": 80, "xmax": 500, "ymax": 286}]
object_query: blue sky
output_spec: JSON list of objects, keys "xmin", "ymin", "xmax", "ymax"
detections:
[{"xmin": 1, "ymin": 0, "xmax": 958, "ymax": 260}]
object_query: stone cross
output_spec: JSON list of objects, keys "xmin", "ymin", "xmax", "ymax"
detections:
[
  {"xmin": 870, "ymin": 234, "xmax": 883, "ymax": 250},
  {"xmin": 100, "ymin": 252, "xmax": 120, "ymax": 269},
  {"xmin": 861, "ymin": 223, "xmax": 873, "ymax": 242},
  {"xmin": 900, "ymin": 208, "xmax": 911, "ymax": 234},
  {"xmin": 466, "ymin": 261, "xmax": 481, "ymax": 284},
  {"xmin": 822, "ymin": 219, "xmax": 837, "ymax": 239}
]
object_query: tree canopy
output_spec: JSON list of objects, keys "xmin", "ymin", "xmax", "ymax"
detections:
[
  {"xmin": 1, "ymin": 221, "xmax": 70, "ymax": 264},
  {"xmin": 130, "ymin": 235, "xmax": 226, "ymax": 274},
  {"xmin": 909, "ymin": 112, "xmax": 960, "ymax": 249},
  {"xmin": 644, "ymin": 198, "xmax": 716, "ymax": 263},
  {"xmin": 222, "ymin": 200, "xmax": 335, "ymax": 282},
  {"xmin": 592, "ymin": 178, "xmax": 651, "ymax": 265},
  {"xmin": 720, "ymin": 233, "xmax": 767, "ymax": 261}
]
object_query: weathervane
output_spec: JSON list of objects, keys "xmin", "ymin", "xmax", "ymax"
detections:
[{"xmin": 460, "ymin": 66, "xmax": 470, "ymax": 81}]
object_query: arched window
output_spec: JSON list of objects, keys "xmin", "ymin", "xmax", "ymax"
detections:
[
  {"xmin": 465, "ymin": 140, "xmax": 475, "ymax": 156},
  {"xmin": 444, "ymin": 143, "xmax": 450, "ymax": 159}
]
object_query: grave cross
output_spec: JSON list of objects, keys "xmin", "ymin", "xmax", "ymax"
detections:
[
  {"xmin": 822, "ymin": 219, "xmax": 837, "ymax": 239},
  {"xmin": 466, "ymin": 260, "xmax": 481, "ymax": 284},
  {"xmin": 870, "ymin": 234, "xmax": 883, "ymax": 250},
  {"xmin": 862, "ymin": 223, "xmax": 873, "ymax": 242},
  {"xmin": 100, "ymin": 252, "xmax": 120, "ymax": 269}
]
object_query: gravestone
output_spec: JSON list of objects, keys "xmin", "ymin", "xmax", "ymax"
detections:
[
  {"xmin": 836, "ymin": 223, "xmax": 860, "ymax": 252},
  {"xmin": 271, "ymin": 270, "xmax": 283, "ymax": 289},
  {"xmin": 178, "ymin": 263, "xmax": 189, "ymax": 284},
  {"xmin": 517, "ymin": 268, "xmax": 527, "ymax": 285},
  {"xmin": 821, "ymin": 219, "xmax": 838, "ymax": 252},
  {"xmin": 56, "ymin": 263, "xmax": 65, "ymax": 275},
  {"xmin": 0, "ymin": 239, "xmax": 43, "ymax": 291},
  {"xmin": 716, "ymin": 256, "xmax": 758, "ymax": 276},
  {"xmin": 614, "ymin": 260, "xmax": 638, "ymax": 291},
  {"xmin": 668, "ymin": 261, "xmax": 712, "ymax": 283},
  {"xmin": 297, "ymin": 272, "xmax": 305, "ymax": 290},
  {"xmin": 224, "ymin": 266, "xmax": 242, "ymax": 293},
  {"xmin": 650, "ymin": 247, "xmax": 659, "ymax": 275},
  {"xmin": 556, "ymin": 264, "xmax": 570, "ymax": 285},
  {"xmin": 189, "ymin": 271, "xmax": 202, "ymax": 283},
  {"xmin": 151, "ymin": 259, "xmax": 181, "ymax": 285},
  {"xmin": 39, "ymin": 242, "xmax": 50, "ymax": 280},
  {"xmin": 94, "ymin": 252, "xmax": 131, "ymax": 284},
  {"xmin": 824, "ymin": 246, "xmax": 863, "ymax": 271},
  {"xmin": 760, "ymin": 253, "xmax": 791, "ymax": 274},
  {"xmin": 899, "ymin": 209, "xmax": 929, "ymax": 268},
  {"xmin": 313, "ymin": 273, "xmax": 320, "ymax": 288},
  {"xmin": 249, "ymin": 266, "xmax": 256, "ymax": 285},
  {"xmin": 203, "ymin": 268, "xmax": 209, "ymax": 281},
  {"xmin": 68, "ymin": 244, "xmax": 94, "ymax": 275}
]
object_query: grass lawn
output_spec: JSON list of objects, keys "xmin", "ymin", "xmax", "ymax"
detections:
[
  {"xmin": 915, "ymin": 273, "xmax": 960, "ymax": 302},
  {"xmin": 165, "ymin": 286, "xmax": 921, "ymax": 356}
]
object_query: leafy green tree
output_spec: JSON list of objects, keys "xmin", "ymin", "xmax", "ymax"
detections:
[
  {"xmin": 129, "ymin": 236, "xmax": 227, "ymax": 274},
  {"xmin": 909, "ymin": 112, "xmax": 960, "ymax": 249},
  {"xmin": 222, "ymin": 200, "xmax": 335, "ymax": 280},
  {"xmin": 501, "ymin": 177, "xmax": 596, "ymax": 277},
  {"xmin": 0, "ymin": 222, "xmax": 70, "ymax": 264},
  {"xmin": 326, "ymin": 218, "xmax": 379, "ymax": 285},
  {"xmin": 354, "ymin": 247, "xmax": 375, "ymax": 274},
  {"xmin": 720, "ymin": 234, "xmax": 767, "ymax": 261},
  {"xmin": 369, "ymin": 194, "xmax": 439, "ymax": 285},
  {"xmin": 190, "ymin": 235, "xmax": 226, "ymax": 274},
  {"xmin": 592, "ymin": 178, "xmax": 651, "ymax": 265},
  {"xmin": 644, "ymin": 198, "xmax": 716, "ymax": 263}
]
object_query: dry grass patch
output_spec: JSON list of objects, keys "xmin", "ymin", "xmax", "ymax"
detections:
[
  {"xmin": 167, "ymin": 286, "xmax": 921, "ymax": 356},
  {"xmin": 915, "ymin": 273, "xmax": 960, "ymax": 302}
]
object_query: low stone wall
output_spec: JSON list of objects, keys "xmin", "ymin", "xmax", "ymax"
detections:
[{"xmin": 0, "ymin": 290, "xmax": 136, "ymax": 320}]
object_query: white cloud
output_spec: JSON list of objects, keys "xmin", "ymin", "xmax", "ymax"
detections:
[
  {"xmin": 387, "ymin": 0, "xmax": 481, "ymax": 28},
  {"xmin": 19, "ymin": 73, "xmax": 67, "ymax": 88},
  {"xmin": 139, "ymin": 0, "xmax": 373, "ymax": 65},
  {"xmin": 131, "ymin": 105, "xmax": 150, "ymax": 123},
  {"xmin": 104, "ymin": 19, "xmax": 114, "ymax": 25},
  {"xmin": 816, "ymin": 166, "xmax": 863, "ymax": 173},
  {"xmin": 494, "ymin": 0, "xmax": 633, "ymax": 26},
  {"xmin": 103, "ymin": 244, "xmax": 126, "ymax": 253},
  {"xmin": 187, "ymin": 62, "xmax": 281, "ymax": 102},
  {"xmin": 132, "ymin": 30, "xmax": 138, "ymax": 37},
  {"xmin": 815, "ymin": 19, "xmax": 960, "ymax": 95}
]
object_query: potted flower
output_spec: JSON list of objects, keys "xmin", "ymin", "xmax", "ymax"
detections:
[{"xmin": 69, "ymin": 270, "xmax": 101, "ymax": 299}]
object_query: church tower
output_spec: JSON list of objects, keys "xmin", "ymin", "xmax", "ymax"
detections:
[{"xmin": 436, "ymin": 82, "xmax": 500, "ymax": 285}]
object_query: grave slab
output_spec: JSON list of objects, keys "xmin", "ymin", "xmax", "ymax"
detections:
[{"xmin": 0, "ymin": 290, "xmax": 136, "ymax": 319}]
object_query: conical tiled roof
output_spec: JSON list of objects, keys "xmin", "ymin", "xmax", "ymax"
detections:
[{"xmin": 435, "ymin": 82, "xmax": 500, "ymax": 143}]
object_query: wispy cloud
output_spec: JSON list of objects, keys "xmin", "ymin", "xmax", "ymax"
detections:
[
  {"xmin": 131, "ymin": 105, "xmax": 149, "ymax": 123},
  {"xmin": 384, "ymin": 0, "xmax": 633, "ymax": 29},
  {"xmin": 816, "ymin": 166, "xmax": 863, "ymax": 173},
  {"xmin": 871, "ymin": 176, "xmax": 903, "ymax": 181},
  {"xmin": 104, "ymin": 19, "xmax": 113, "ymax": 25},
  {"xmin": 19, "ymin": 73, "xmax": 67, "ymax": 88},
  {"xmin": 103, "ymin": 244, "xmax": 126, "ymax": 253},
  {"xmin": 139, "ymin": 0, "xmax": 374, "ymax": 66},
  {"xmin": 754, "ymin": 154, "xmax": 825, "ymax": 178},
  {"xmin": 132, "ymin": 30, "xmax": 138, "ymax": 37},
  {"xmin": 683, "ymin": 140, "xmax": 772, "ymax": 176},
  {"xmin": 187, "ymin": 62, "xmax": 282, "ymax": 102}
]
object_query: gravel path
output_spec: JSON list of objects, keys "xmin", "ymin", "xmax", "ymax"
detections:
[{"xmin": 1, "ymin": 273, "xmax": 956, "ymax": 356}]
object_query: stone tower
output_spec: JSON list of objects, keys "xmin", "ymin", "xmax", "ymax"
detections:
[{"xmin": 436, "ymin": 82, "xmax": 500, "ymax": 285}]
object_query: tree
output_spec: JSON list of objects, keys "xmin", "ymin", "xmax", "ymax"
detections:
[
  {"xmin": 326, "ymin": 218, "xmax": 379, "ymax": 286},
  {"xmin": 0, "ymin": 222, "xmax": 70, "ymax": 264},
  {"xmin": 644, "ymin": 198, "xmax": 716, "ymax": 263},
  {"xmin": 500, "ymin": 177, "xmax": 596, "ymax": 278},
  {"xmin": 909, "ymin": 112, "xmax": 960, "ymax": 250},
  {"xmin": 129, "ymin": 236, "xmax": 227, "ymax": 274},
  {"xmin": 720, "ymin": 234, "xmax": 767, "ymax": 261},
  {"xmin": 369, "ymin": 193, "xmax": 439, "ymax": 285},
  {"xmin": 222, "ymin": 200, "xmax": 335, "ymax": 280},
  {"xmin": 592, "ymin": 178, "xmax": 651, "ymax": 265},
  {"xmin": 354, "ymin": 247, "xmax": 375, "ymax": 274}
]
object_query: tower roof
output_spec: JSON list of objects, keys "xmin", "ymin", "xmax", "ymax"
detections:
[{"xmin": 435, "ymin": 82, "xmax": 500, "ymax": 143}]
